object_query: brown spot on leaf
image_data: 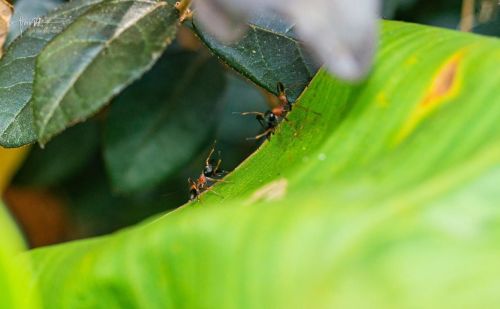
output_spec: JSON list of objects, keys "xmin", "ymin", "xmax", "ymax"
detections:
[
  {"xmin": 421, "ymin": 54, "xmax": 461, "ymax": 107},
  {"xmin": 394, "ymin": 52, "xmax": 464, "ymax": 144}
]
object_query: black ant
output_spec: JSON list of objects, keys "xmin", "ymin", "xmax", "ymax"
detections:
[
  {"xmin": 188, "ymin": 142, "xmax": 227, "ymax": 202},
  {"xmin": 236, "ymin": 82, "xmax": 293, "ymax": 140}
]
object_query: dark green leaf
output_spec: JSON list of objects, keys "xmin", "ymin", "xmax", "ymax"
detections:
[
  {"xmin": 0, "ymin": 0, "xmax": 102, "ymax": 147},
  {"xmin": 14, "ymin": 121, "xmax": 99, "ymax": 186},
  {"xmin": 104, "ymin": 51, "xmax": 226, "ymax": 192},
  {"xmin": 192, "ymin": 11, "xmax": 319, "ymax": 101},
  {"xmin": 33, "ymin": 0, "xmax": 179, "ymax": 145}
]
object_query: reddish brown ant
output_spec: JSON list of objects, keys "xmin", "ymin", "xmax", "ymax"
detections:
[
  {"xmin": 188, "ymin": 142, "xmax": 227, "ymax": 202},
  {"xmin": 236, "ymin": 82, "xmax": 299, "ymax": 140}
]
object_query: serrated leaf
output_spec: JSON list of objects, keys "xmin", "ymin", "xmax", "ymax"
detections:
[
  {"xmin": 104, "ymin": 51, "xmax": 226, "ymax": 192},
  {"xmin": 0, "ymin": 0, "xmax": 103, "ymax": 147},
  {"xmin": 26, "ymin": 21, "xmax": 500, "ymax": 308},
  {"xmin": 192, "ymin": 10, "xmax": 319, "ymax": 101},
  {"xmin": 33, "ymin": 0, "xmax": 179, "ymax": 145}
]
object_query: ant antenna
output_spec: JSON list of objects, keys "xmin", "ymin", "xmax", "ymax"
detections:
[
  {"xmin": 277, "ymin": 82, "xmax": 286, "ymax": 94},
  {"xmin": 205, "ymin": 140, "xmax": 218, "ymax": 165},
  {"xmin": 246, "ymin": 128, "xmax": 274, "ymax": 141},
  {"xmin": 233, "ymin": 111, "xmax": 265, "ymax": 116}
]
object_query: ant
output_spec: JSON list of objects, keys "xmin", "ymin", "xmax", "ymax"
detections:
[
  {"xmin": 188, "ymin": 142, "xmax": 228, "ymax": 202},
  {"xmin": 236, "ymin": 82, "xmax": 293, "ymax": 140}
]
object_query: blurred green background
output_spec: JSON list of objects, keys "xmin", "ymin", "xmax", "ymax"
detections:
[{"xmin": 2, "ymin": 0, "xmax": 498, "ymax": 248}]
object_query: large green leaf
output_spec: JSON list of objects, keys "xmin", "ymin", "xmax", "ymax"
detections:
[
  {"xmin": 27, "ymin": 21, "xmax": 500, "ymax": 308},
  {"xmin": 104, "ymin": 51, "xmax": 226, "ymax": 192},
  {"xmin": 0, "ymin": 202, "xmax": 40, "ymax": 309},
  {"xmin": 33, "ymin": 0, "xmax": 179, "ymax": 145},
  {"xmin": 0, "ymin": 0, "xmax": 102, "ymax": 147},
  {"xmin": 191, "ymin": 11, "xmax": 319, "ymax": 101}
]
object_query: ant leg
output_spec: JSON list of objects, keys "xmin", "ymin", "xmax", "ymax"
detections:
[
  {"xmin": 196, "ymin": 195, "xmax": 203, "ymax": 204},
  {"xmin": 234, "ymin": 111, "xmax": 267, "ymax": 129},
  {"xmin": 256, "ymin": 115, "xmax": 267, "ymax": 129},
  {"xmin": 246, "ymin": 128, "xmax": 275, "ymax": 141},
  {"xmin": 205, "ymin": 141, "xmax": 217, "ymax": 166},
  {"xmin": 205, "ymin": 177, "xmax": 231, "ymax": 183},
  {"xmin": 206, "ymin": 187, "xmax": 224, "ymax": 198},
  {"xmin": 233, "ymin": 111, "xmax": 265, "ymax": 117},
  {"xmin": 294, "ymin": 104, "xmax": 321, "ymax": 116},
  {"xmin": 214, "ymin": 151, "xmax": 228, "ymax": 176},
  {"xmin": 214, "ymin": 158, "xmax": 222, "ymax": 173},
  {"xmin": 286, "ymin": 119, "xmax": 301, "ymax": 137}
]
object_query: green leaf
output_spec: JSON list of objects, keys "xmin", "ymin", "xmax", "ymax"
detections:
[
  {"xmin": 27, "ymin": 21, "xmax": 500, "ymax": 307},
  {"xmin": 33, "ymin": 0, "xmax": 179, "ymax": 145},
  {"xmin": 0, "ymin": 202, "xmax": 40, "ymax": 309},
  {"xmin": 104, "ymin": 51, "xmax": 226, "ymax": 192},
  {"xmin": 0, "ymin": 0, "xmax": 103, "ymax": 147},
  {"xmin": 191, "ymin": 11, "xmax": 319, "ymax": 101},
  {"xmin": 14, "ymin": 121, "xmax": 99, "ymax": 186}
]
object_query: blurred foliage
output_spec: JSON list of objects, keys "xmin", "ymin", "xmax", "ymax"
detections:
[
  {"xmin": 25, "ymin": 20, "xmax": 500, "ymax": 307},
  {"xmin": 0, "ymin": 146, "xmax": 29, "ymax": 191},
  {"xmin": 385, "ymin": 0, "xmax": 500, "ymax": 36},
  {"xmin": 0, "ymin": 0, "xmax": 497, "ymax": 307},
  {"xmin": 1, "ymin": 0, "xmax": 498, "ymax": 246},
  {"xmin": 104, "ymin": 51, "xmax": 226, "ymax": 192},
  {"xmin": 0, "ymin": 201, "xmax": 40, "ymax": 308},
  {"xmin": 15, "ymin": 121, "xmax": 99, "ymax": 187}
]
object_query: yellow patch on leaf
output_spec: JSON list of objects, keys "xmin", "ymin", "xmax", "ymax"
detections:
[{"xmin": 395, "ymin": 51, "xmax": 464, "ymax": 144}]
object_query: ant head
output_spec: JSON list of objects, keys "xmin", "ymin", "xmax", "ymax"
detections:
[{"xmin": 264, "ymin": 110, "xmax": 278, "ymax": 124}]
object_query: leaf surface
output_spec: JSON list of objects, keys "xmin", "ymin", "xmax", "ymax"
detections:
[
  {"xmin": 33, "ymin": 0, "xmax": 179, "ymax": 145},
  {"xmin": 0, "ymin": 0, "xmax": 103, "ymax": 147},
  {"xmin": 0, "ymin": 201, "xmax": 40, "ymax": 308},
  {"xmin": 14, "ymin": 121, "xmax": 99, "ymax": 186},
  {"xmin": 27, "ymin": 21, "xmax": 500, "ymax": 308}
]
